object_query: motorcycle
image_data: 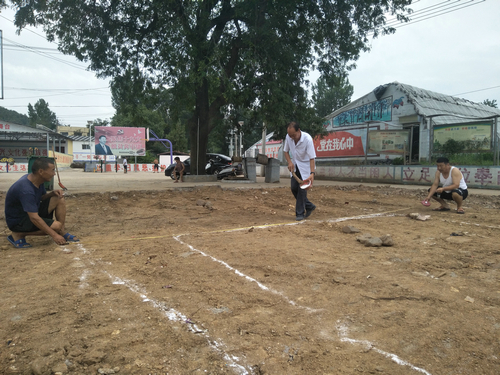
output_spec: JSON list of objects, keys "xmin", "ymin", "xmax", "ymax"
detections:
[{"xmin": 167, "ymin": 157, "xmax": 231, "ymax": 180}]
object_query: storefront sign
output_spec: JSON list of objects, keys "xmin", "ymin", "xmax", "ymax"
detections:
[
  {"xmin": 368, "ymin": 130, "xmax": 410, "ymax": 154},
  {"xmin": 434, "ymin": 123, "xmax": 491, "ymax": 150}
]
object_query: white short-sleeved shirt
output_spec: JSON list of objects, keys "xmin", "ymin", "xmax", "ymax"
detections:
[{"xmin": 283, "ymin": 130, "xmax": 316, "ymax": 177}]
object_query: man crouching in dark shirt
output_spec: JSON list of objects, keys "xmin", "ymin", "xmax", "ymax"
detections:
[{"xmin": 4, "ymin": 157, "xmax": 79, "ymax": 248}]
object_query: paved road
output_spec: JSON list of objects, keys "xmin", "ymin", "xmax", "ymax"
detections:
[{"xmin": 1, "ymin": 168, "xmax": 499, "ymax": 196}]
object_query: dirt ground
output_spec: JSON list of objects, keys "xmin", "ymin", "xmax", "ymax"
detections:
[{"xmin": 1, "ymin": 182, "xmax": 499, "ymax": 375}]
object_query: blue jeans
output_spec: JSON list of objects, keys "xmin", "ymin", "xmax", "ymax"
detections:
[{"xmin": 291, "ymin": 168, "xmax": 314, "ymax": 217}]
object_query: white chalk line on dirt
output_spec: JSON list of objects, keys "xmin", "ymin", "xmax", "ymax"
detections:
[
  {"xmin": 336, "ymin": 321, "xmax": 432, "ymax": 375},
  {"xmin": 67, "ymin": 243, "xmax": 249, "ymax": 374},
  {"xmin": 105, "ymin": 272, "xmax": 250, "ymax": 375},
  {"xmin": 173, "ymin": 234, "xmax": 320, "ymax": 314},
  {"xmin": 175, "ymin": 210, "xmax": 432, "ymax": 375}
]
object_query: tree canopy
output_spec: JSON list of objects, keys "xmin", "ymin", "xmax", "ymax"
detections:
[
  {"xmin": 8, "ymin": 0, "xmax": 412, "ymax": 173},
  {"xmin": 482, "ymin": 99, "xmax": 498, "ymax": 108},
  {"xmin": 27, "ymin": 98, "xmax": 60, "ymax": 130},
  {"xmin": 312, "ymin": 76, "xmax": 354, "ymax": 118},
  {"xmin": 0, "ymin": 106, "xmax": 30, "ymax": 126}
]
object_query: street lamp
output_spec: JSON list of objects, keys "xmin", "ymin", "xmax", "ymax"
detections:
[{"xmin": 88, "ymin": 122, "xmax": 96, "ymax": 163}]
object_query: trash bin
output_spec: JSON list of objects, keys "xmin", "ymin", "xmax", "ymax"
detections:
[
  {"xmin": 28, "ymin": 156, "xmax": 54, "ymax": 190},
  {"xmin": 244, "ymin": 157, "xmax": 257, "ymax": 182},
  {"xmin": 265, "ymin": 158, "xmax": 280, "ymax": 183}
]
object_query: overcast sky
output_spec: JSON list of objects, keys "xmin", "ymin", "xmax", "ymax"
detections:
[{"xmin": 0, "ymin": 0, "xmax": 498, "ymax": 128}]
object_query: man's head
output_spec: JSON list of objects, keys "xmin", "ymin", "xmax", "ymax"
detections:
[
  {"xmin": 31, "ymin": 157, "xmax": 56, "ymax": 181},
  {"xmin": 99, "ymin": 135, "xmax": 107, "ymax": 145},
  {"xmin": 287, "ymin": 121, "xmax": 301, "ymax": 142},
  {"xmin": 436, "ymin": 157, "xmax": 451, "ymax": 174},
  {"xmin": 174, "ymin": 157, "xmax": 181, "ymax": 162}
]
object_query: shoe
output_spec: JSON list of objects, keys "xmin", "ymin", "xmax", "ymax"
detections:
[
  {"xmin": 7, "ymin": 235, "xmax": 32, "ymax": 248},
  {"xmin": 305, "ymin": 205, "xmax": 316, "ymax": 219},
  {"xmin": 296, "ymin": 215, "xmax": 305, "ymax": 221},
  {"xmin": 63, "ymin": 233, "xmax": 80, "ymax": 242}
]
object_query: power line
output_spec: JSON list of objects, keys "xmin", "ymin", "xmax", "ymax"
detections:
[
  {"xmin": 5, "ymin": 86, "xmax": 109, "ymax": 92},
  {"xmin": 369, "ymin": 0, "xmax": 486, "ymax": 35},
  {"xmin": 3, "ymin": 37, "xmax": 88, "ymax": 70},
  {"xmin": 453, "ymin": 85, "xmax": 500, "ymax": 96}
]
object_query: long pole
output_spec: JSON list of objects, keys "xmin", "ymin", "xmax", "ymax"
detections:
[
  {"xmin": 261, "ymin": 122, "xmax": 266, "ymax": 177},
  {"xmin": 427, "ymin": 117, "xmax": 432, "ymax": 162},
  {"xmin": 233, "ymin": 128, "xmax": 238, "ymax": 157},
  {"xmin": 197, "ymin": 117, "xmax": 199, "ymax": 175},
  {"xmin": 495, "ymin": 117, "xmax": 499, "ymax": 166},
  {"xmin": 364, "ymin": 122, "xmax": 369, "ymax": 165}
]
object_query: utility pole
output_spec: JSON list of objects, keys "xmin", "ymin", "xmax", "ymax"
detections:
[{"xmin": 261, "ymin": 122, "xmax": 266, "ymax": 176}]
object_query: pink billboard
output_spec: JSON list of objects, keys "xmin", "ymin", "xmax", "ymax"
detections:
[{"xmin": 95, "ymin": 127, "xmax": 146, "ymax": 156}]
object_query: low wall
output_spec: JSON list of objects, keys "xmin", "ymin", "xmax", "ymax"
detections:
[
  {"xmin": 4, "ymin": 162, "xmax": 500, "ymax": 190},
  {"xmin": 279, "ymin": 165, "xmax": 500, "ymax": 190},
  {"xmin": 0, "ymin": 163, "xmax": 163, "ymax": 173}
]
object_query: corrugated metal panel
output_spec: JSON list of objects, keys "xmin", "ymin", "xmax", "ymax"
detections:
[
  {"xmin": 395, "ymin": 82, "xmax": 500, "ymax": 125},
  {"xmin": 68, "ymin": 135, "xmax": 94, "ymax": 142},
  {"xmin": 326, "ymin": 82, "xmax": 500, "ymax": 126}
]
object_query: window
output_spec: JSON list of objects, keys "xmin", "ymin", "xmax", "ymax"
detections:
[{"xmin": 82, "ymin": 144, "xmax": 90, "ymax": 150}]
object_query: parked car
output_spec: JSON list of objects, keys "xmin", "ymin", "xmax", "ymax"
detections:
[{"xmin": 165, "ymin": 153, "xmax": 232, "ymax": 180}]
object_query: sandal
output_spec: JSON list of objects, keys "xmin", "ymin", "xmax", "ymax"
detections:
[
  {"xmin": 63, "ymin": 233, "xmax": 80, "ymax": 242},
  {"xmin": 457, "ymin": 209, "xmax": 465, "ymax": 214},
  {"xmin": 7, "ymin": 235, "xmax": 32, "ymax": 248},
  {"xmin": 432, "ymin": 207, "xmax": 450, "ymax": 211}
]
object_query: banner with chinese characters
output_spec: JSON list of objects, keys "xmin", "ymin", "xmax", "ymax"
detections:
[
  {"xmin": 311, "ymin": 165, "xmax": 500, "ymax": 189},
  {"xmin": 314, "ymin": 130, "xmax": 366, "ymax": 157},
  {"xmin": 95, "ymin": 127, "xmax": 146, "ymax": 156},
  {"xmin": 368, "ymin": 130, "xmax": 410, "ymax": 154},
  {"xmin": 0, "ymin": 146, "xmax": 48, "ymax": 158},
  {"xmin": 434, "ymin": 123, "xmax": 492, "ymax": 150}
]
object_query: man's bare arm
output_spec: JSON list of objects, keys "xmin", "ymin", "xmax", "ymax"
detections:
[{"xmin": 27, "ymin": 212, "xmax": 66, "ymax": 245}]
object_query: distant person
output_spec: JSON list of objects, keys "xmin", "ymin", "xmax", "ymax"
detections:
[
  {"xmin": 283, "ymin": 121, "xmax": 316, "ymax": 221},
  {"xmin": 4, "ymin": 157, "xmax": 79, "ymax": 248},
  {"xmin": 95, "ymin": 135, "xmax": 113, "ymax": 155},
  {"xmin": 123, "ymin": 158, "xmax": 128, "ymax": 173},
  {"xmin": 153, "ymin": 159, "xmax": 159, "ymax": 173},
  {"xmin": 422, "ymin": 157, "xmax": 468, "ymax": 214},
  {"xmin": 173, "ymin": 157, "xmax": 185, "ymax": 183}
]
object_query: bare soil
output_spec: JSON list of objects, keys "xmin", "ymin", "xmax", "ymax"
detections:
[{"xmin": 1, "ymin": 184, "xmax": 499, "ymax": 375}]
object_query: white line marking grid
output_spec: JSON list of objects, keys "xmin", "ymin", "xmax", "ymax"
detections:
[{"xmin": 69, "ymin": 212, "xmax": 432, "ymax": 375}]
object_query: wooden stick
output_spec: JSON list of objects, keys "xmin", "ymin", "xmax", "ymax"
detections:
[{"xmin": 291, "ymin": 171, "xmax": 303, "ymax": 184}]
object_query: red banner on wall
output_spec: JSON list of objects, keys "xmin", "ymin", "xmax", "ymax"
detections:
[{"xmin": 314, "ymin": 131, "xmax": 365, "ymax": 157}]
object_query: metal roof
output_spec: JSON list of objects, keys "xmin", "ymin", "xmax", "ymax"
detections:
[
  {"xmin": 327, "ymin": 82, "xmax": 500, "ymax": 126},
  {"xmin": 392, "ymin": 82, "xmax": 500, "ymax": 125},
  {"xmin": 68, "ymin": 135, "xmax": 94, "ymax": 142}
]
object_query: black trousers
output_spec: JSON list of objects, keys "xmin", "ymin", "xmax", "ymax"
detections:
[{"xmin": 290, "ymin": 168, "xmax": 314, "ymax": 217}]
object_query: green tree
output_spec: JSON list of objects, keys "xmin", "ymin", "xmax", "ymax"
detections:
[
  {"xmin": 89, "ymin": 118, "xmax": 110, "ymax": 128},
  {"xmin": 312, "ymin": 76, "xmax": 354, "ymax": 118},
  {"xmin": 27, "ymin": 99, "xmax": 60, "ymax": 130},
  {"xmin": 0, "ymin": 106, "xmax": 30, "ymax": 126},
  {"xmin": 166, "ymin": 121, "xmax": 189, "ymax": 153},
  {"xmin": 482, "ymin": 99, "xmax": 498, "ymax": 108},
  {"xmin": 10, "ymin": 0, "xmax": 412, "ymax": 174}
]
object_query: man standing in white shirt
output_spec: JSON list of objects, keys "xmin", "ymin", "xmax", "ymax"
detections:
[{"xmin": 283, "ymin": 121, "xmax": 317, "ymax": 221}]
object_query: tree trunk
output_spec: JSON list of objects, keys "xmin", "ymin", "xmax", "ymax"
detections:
[{"xmin": 189, "ymin": 78, "xmax": 210, "ymax": 175}]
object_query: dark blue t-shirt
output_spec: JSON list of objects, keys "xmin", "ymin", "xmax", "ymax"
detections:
[{"xmin": 5, "ymin": 174, "xmax": 46, "ymax": 229}]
